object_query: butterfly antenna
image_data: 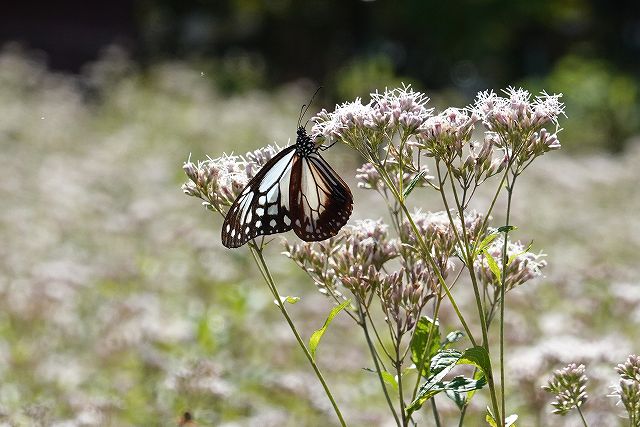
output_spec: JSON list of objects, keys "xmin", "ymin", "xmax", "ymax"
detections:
[
  {"xmin": 300, "ymin": 86, "xmax": 323, "ymax": 128},
  {"xmin": 297, "ymin": 103, "xmax": 307, "ymax": 128}
]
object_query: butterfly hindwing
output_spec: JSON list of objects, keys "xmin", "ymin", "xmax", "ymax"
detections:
[
  {"xmin": 221, "ymin": 146, "xmax": 296, "ymax": 248},
  {"xmin": 289, "ymin": 152, "xmax": 353, "ymax": 241}
]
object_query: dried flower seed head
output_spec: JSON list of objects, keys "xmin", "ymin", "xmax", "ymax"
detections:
[{"xmin": 543, "ymin": 363, "xmax": 588, "ymax": 416}]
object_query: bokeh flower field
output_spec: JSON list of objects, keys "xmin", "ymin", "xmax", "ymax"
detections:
[{"xmin": 1, "ymin": 46, "xmax": 640, "ymax": 426}]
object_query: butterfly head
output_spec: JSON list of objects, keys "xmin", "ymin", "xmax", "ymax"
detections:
[{"xmin": 295, "ymin": 126, "xmax": 317, "ymax": 156}]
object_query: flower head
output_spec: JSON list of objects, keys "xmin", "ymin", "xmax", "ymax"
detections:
[
  {"xmin": 413, "ymin": 108, "xmax": 479, "ymax": 163},
  {"xmin": 543, "ymin": 363, "xmax": 589, "ymax": 415},
  {"xmin": 284, "ymin": 219, "xmax": 399, "ymax": 304},
  {"xmin": 370, "ymin": 85, "xmax": 433, "ymax": 133},
  {"xmin": 182, "ymin": 144, "xmax": 285, "ymax": 214},
  {"xmin": 474, "ymin": 235, "xmax": 547, "ymax": 291}
]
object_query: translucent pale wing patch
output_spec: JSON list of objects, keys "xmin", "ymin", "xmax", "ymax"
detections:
[
  {"xmin": 289, "ymin": 152, "xmax": 353, "ymax": 242},
  {"xmin": 221, "ymin": 147, "xmax": 296, "ymax": 248}
]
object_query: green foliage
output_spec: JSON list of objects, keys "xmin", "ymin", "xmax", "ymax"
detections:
[
  {"xmin": 407, "ymin": 348, "xmax": 488, "ymax": 415},
  {"xmin": 308, "ymin": 300, "xmax": 351, "ymax": 360},
  {"xmin": 525, "ymin": 55, "xmax": 640, "ymax": 152}
]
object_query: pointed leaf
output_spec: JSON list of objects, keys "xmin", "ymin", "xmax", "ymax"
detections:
[
  {"xmin": 482, "ymin": 250, "xmax": 502, "ymax": 283},
  {"xmin": 407, "ymin": 350, "xmax": 462, "ymax": 414},
  {"xmin": 403, "ymin": 170, "xmax": 428, "ymax": 199},
  {"xmin": 475, "ymin": 231, "xmax": 499, "ymax": 257},
  {"xmin": 444, "ymin": 375, "xmax": 487, "ymax": 409},
  {"xmin": 410, "ymin": 316, "xmax": 441, "ymax": 376},
  {"xmin": 381, "ymin": 370, "xmax": 399, "ymax": 391},
  {"xmin": 274, "ymin": 295, "xmax": 300, "ymax": 306},
  {"xmin": 308, "ymin": 299, "xmax": 350, "ymax": 360},
  {"xmin": 459, "ymin": 346, "xmax": 492, "ymax": 377},
  {"xmin": 507, "ymin": 241, "xmax": 533, "ymax": 266}
]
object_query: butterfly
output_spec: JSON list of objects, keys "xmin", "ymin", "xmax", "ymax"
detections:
[{"xmin": 221, "ymin": 103, "xmax": 353, "ymax": 248}]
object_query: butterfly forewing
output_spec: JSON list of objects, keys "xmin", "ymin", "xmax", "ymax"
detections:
[
  {"xmin": 221, "ymin": 147, "xmax": 296, "ymax": 248},
  {"xmin": 289, "ymin": 152, "xmax": 353, "ymax": 241}
]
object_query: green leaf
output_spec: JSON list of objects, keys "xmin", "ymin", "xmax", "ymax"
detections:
[
  {"xmin": 407, "ymin": 350, "xmax": 462, "ymax": 415},
  {"xmin": 507, "ymin": 241, "xmax": 533, "ymax": 266},
  {"xmin": 459, "ymin": 346, "xmax": 492, "ymax": 376},
  {"xmin": 408, "ymin": 346, "xmax": 492, "ymax": 415},
  {"xmin": 403, "ymin": 170, "xmax": 428, "ymax": 199},
  {"xmin": 465, "ymin": 367, "xmax": 486, "ymax": 403},
  {"xmin": 410, "ymin": 316, "xmax": 441, "ymax": 376},
  {"xmin": 444, "ymin": 375, "xmax": 488, "ymax": 409},
  {"xmin": 486, "ymin": 409, "xmax": 518, "ymax": 427},
  {"xmin": 308, "ymin": 299, "xmax": 350, "ymax": 360},
  {"xmin": 475, "ymin": 231, "xmax": 500, "ymax": 257},
  {"xmin": 274, "ymin": 295, "xmax": 300, "ymax": 305},
  {"xmin": 498, "ymin": 225, "xmax": 517, "ymax": 233},
  {"xmin": 482, "ymin": 249, "xmax": 502, "ymax": 283},
  {"xmin": 486, "ymin": 409, "xmax": 498, "ymax": 427},
  {"xmin": 380, "ymin": 370, "xmax": 399, "ymax": 390}
]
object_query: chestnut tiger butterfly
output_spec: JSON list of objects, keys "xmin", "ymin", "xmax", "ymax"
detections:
[{"xmin": 221, "ymin": 93, "xmax": 353, "ymax": 248}]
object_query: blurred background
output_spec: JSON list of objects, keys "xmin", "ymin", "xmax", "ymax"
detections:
[{"xmin": 0, "ymin": 0, "xmax": 639, "ymax": 425}]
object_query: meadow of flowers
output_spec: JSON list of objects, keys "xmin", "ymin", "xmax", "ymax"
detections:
[{"xmin": 1, "ymin": 45, "xmax": 640, "ymax": 426}]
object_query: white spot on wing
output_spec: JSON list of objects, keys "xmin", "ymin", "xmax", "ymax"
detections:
[
  {"xmin": 258, "ymin": 150, "xmax": 295, "ymax": 192},
  {"xmin": 268, "ymin": 205, "xmax": 278, "ymax": 215}
]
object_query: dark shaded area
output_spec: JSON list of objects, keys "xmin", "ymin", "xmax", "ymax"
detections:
[
  {"xmin": 0, "ymin": 0, "xmax": 138, "ymax": 71},
  {"xmin": 2, "ymin": 0, "xmax": 639, "ymax": 150},
  {"xmin": 2, "ymin": 0, "xmax": 638, "ymax": 88}
]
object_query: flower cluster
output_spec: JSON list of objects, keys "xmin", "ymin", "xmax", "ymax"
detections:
[
  {"xmin": 355, "ymin": 160, "xmax": 432, "ymax": 194},
  {"xmin": 474, "ymin": 235, "xmax": 547, "ymax": 291},
  {"xmin": 284, "ymin": 218, "xmax": 436, "ymax": 326},
  {"xmin": 474, "ymin": 88, "xmax": 563, "ymax": 167},
  {"xmin": 474, "ymin": 88, "xmax": 564, "ymax": 135},
  {"xmin": 611, "ymin": 355, "xmax": 640, "ymax": 424},
  {"xmin": 311, "ymin": 85, "xmax": 433, "ymax": 149},
  {"xmin": 450, "ymin": 135, "xmax": 508, "ymax": 186},
  {"xmin": 413, "ymin": 108, "xmax": 479, "ymax": 163},
  {"xmin": 399, "ymin": 210, "xmax": 485, "ymax": 271},
  {"xmin": 284, "ymin": 220, "xmax": 399, "ymax": 303},
  {"xmin": 182, "ymin": 144, "xmax": 282, "ymax": 213},
  {"xmin": 379, "ymin": 266, "xmax": 435, "ymax": 333},
  {"xmin": 370, "ymin": 85, "xmax": 433, "ymax": 133},
  {"xmin": 543, "ymin": 363, "xmax": 589, "ymax": 415}
]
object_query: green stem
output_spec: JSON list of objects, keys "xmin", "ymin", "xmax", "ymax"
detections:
[
  {"xmin": 376, "ymin": 166, "xmax": 476, "ymax": 346},
  {"xmin": 441, "ymin": 164, "xmax": 501, "ymax": 423},
  {"xmin": 410, "ymin": 292, "xmax": 444, "ymax": 401},
  {"xmin": 249, "ymin": 245, "xmax": 347, "ymax": 427},
  {"xmin": 577, "ymin": 406, "xmax": 589, "ymax": 427},
  {"xmin": 431, "ymin": 399, "xmax": 442, "ymax": 427},
  {"xmin": 458, "ymin": 404, "xmax": 467, "ymax": 427},
  {"xmin": 499, "ymin": 174, "xmax": 517, "ymax": 427},
  {"xmin": 359, "ymin": 305, "xmax": 402, "ymax": 426},
  {"xmin": 395, "ymin": 329, "xmax": 407, "ymax": 427}
]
